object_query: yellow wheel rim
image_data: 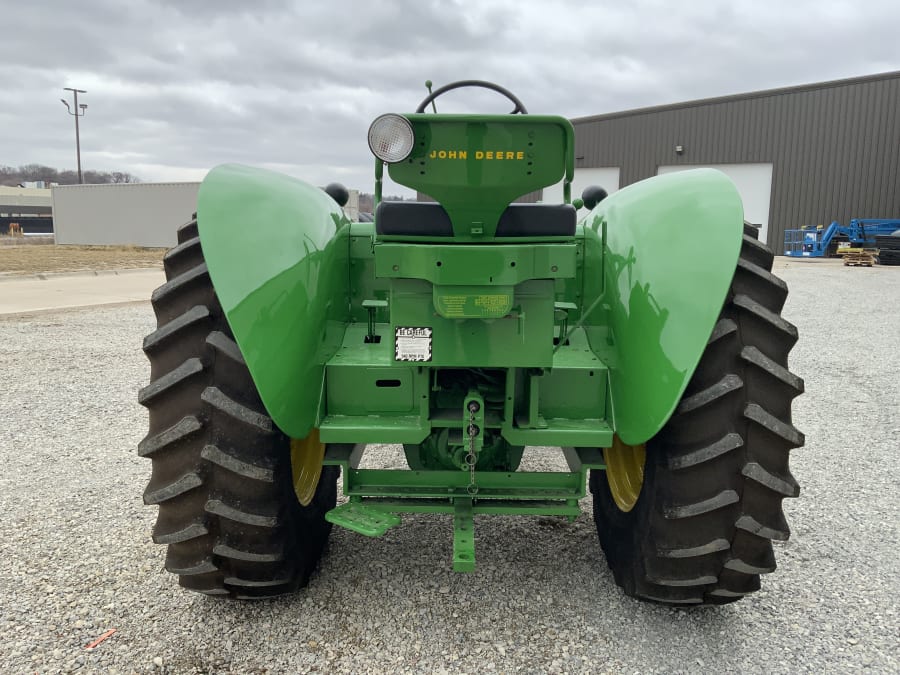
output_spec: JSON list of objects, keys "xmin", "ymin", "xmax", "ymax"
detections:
[
  {"xmin": 603, "ymin": 436, "xmax": 646, "ymax": 512},
  {"xmin": 290, "ymin": 429, "xmax": 325, "ymax": 506}
]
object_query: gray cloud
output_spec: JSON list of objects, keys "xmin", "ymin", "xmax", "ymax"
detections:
[{"xmin": 1, "ymin": 0, "xmax": 898, "ymax": 192}]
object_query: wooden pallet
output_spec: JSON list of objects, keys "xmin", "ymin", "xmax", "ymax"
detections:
[{"xmin": 843, "ymin": 250, "xmax": 876, "ymax": 267}]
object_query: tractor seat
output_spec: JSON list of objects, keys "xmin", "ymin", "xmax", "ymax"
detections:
[{"xmin": 375, "ymin": 201, "xmax": 576, "ymax": 237}]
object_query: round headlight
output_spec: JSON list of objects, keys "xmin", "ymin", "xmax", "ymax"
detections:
[{"xmin": 368, "ymin": 114, "xmax": 414, "ymax": 163}]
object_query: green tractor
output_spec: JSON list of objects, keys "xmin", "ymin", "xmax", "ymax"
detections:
[{"xmin": 139, "ymin": 81, "xmax": 803, "ymax": 605}]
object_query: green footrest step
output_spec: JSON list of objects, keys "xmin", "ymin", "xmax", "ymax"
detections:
[{"xmin": 325, "ymin": 502, "xmax": 402, "ymax": 537}]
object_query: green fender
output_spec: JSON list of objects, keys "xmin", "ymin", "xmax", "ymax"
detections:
[
  {"xmin": 196, "ymin": 164, "xmax": 350, "ymax": 439},
  {"xmin": 581, "ymin": 169, "xmax": 744, "ymax": 446}
]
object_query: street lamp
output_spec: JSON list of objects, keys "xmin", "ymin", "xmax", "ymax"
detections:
[{"xmin": 61, "ymin": 88, "xmax": 87, "ymax": 183}]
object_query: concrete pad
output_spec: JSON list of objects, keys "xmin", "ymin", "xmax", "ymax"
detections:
[{"xmin": 0, "ymin": 268, "xmax": 164, "ymax": 315}]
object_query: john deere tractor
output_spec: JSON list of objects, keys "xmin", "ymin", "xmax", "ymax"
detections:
[{"xmin": 139, "ymin": 81, "xmax": 803, "ymax": 605}]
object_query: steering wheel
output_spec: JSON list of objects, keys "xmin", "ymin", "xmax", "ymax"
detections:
[{"xmin": 415, "ymin": 80, "xmax": 528, "ymax": 114}]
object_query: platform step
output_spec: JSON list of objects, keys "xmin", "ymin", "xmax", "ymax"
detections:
[{"xmin": 325, "ymin": 502, "xmax": 402, "ymax": 537}]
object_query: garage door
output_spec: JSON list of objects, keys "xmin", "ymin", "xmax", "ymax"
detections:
[
  {"xmin": 657, "ymin": 164, "xmax": 773, "ymax": 244},
  {"xmin": 543, "ymin": 167, "xmax": 620, "ymax": 206}
]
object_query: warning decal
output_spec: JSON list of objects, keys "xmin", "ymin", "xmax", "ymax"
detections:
[{"xmin": 395, "ymin": 327, "xmax": 433, "ymax": 362}]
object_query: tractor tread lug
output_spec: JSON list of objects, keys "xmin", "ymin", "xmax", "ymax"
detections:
[
  {"xmin": 663, "ymin": 489, "xmax": 739, "ymax": 519},
  {"xmin": 163, "ymin": 235, "xmax": 201, "ymax": 265},
  {"xmin": 736, "ymin": 257, "xmax": 789, "ymax": 293},
  {"xmin": 733, "ymin": 293, "xmax": 799, "ymax": 342},
  {"xmin": 667, "ymin": 433, "xmax": 743, "ymax": 470},
  {"xmin": 200, "ymin": 444, "xmax": 275, "ymax": 482},
  {"xmin": 206, "ymin": 331, "xmax": 246, "ymax": 365},
  {"xmin": 151, "ymin": 263, "xmax": 209, "ymax": 306},
  {"xmin": 176, "ymin": 219, "xmax": 199, "ymax": 243},
  {"xmin": 740, "ymin": 346, "xmax": 804, "ymax": 394},
  {"xmin": 235, "ymin": 590, "xmax": 294, "ymax": 600},
  {"xmin": 648, "ymin": 575, "xmax": 718, "ymax": 588},
  {"xmin": 212, "ymin": 543, "xmax": 284, "ymax": 563},
  {"xmin": 724, "ymin": 557, "xmax": 777, "ymax": 575},
  {"xmin": 166, "ymin": 558, "xmax": 218, "ymax": 576},
  {"xmin": 205, "ymin": 498, "xmax": 278, "ymax": 527},
  {"xmin": 708, "ymin": 587, "xmax": 749, "ymax": 598},
  {"xmin": 138, "ymin": 358, "xmax": 204, "ymax": 406},
  {"xmin": 741, "ymin": 229, "xmax": 774, "ymax": 259},
  {"xmin": 224, "ymin": 575, "xmax": 293, "ymax": 588},
  {"xmin": 638, "ymin": 593, "xmax": 703, "ymax": 605},
  {"xmin": 675, "ymin": 374, "xmax": 743, "ymax": 415},
  {"xmin": 707, "ymin": 318, "xmax": 738, "ymax": 345},
  {"xmin": 143, "ymin": 305, "xmax": 210, "ymax": 353},
  {"xmin": 742, "ymin": 461, "xmax": 800, "ymax": 497},
  {"xmin": 657, "ymin": 538, "xmax": 731, "ymax": 558},
  {"xmin": 201, "ymin": 386, "xmax": 274, "ymax": 433},
  {"xmin": 735, "ymin": 514, "xmax": 790, "ymax": 541},
  {"xmin": 152, "ymin": 522, "xmax": 209, "ymax": 545},
  {"xmin": 143, "ymin": 471, "xmax": 203, "ymax": 505},
  {"xmin": 744, "ymin": 403, "xmax": 805, "ymax": 447},
  {"xmin": 138, "ymin": 415, "xmax": 203, "ymax": 457}
]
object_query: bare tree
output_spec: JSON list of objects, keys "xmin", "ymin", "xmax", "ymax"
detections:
[{"xmin": 0, "ymin": 164, "xmax": 141, "ymax": 186}]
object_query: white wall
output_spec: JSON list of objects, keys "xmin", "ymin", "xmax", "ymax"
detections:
[
  {"xmin": 53, "ymin": 182, "xmax": 363, "ymax": 246},
  {"xmin": 657, "ymin": 163, "xmax": 774, "ymax": 243},
  {"xmin": 0, "ymin": 186, "xmax": 52, "ymax": 216},
  {"xmin": 52, "ymin": 182, "xmax": 201, "ymax": 247},
  {"xmin": 543, "ymin": 167, "xmax": 620, "ymax": 204}
]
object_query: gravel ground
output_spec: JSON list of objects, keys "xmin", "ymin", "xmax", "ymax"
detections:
[{"xmin": 0, "ymin": 258, "xmax": 897, "ymax": 674}]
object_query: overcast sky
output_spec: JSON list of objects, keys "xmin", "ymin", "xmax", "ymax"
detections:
[{"xmin": 2, "ymin": 0, "xmax": 898, "ymax": 193}]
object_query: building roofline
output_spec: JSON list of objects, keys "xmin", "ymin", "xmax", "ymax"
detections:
[
  {"xmin": 50, "ymin": 181, "xmax": 201, "ymax": 190},
  {"xmin": 571, "ymin": 70, "xmax": 900, "ymax": 124}
]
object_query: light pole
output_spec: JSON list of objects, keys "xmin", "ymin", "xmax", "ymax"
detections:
[{"xmin": 61, "ymin": 88, "xmax": 87, "ymax": 183}]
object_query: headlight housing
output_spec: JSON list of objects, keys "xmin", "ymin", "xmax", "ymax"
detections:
[{"xmin": 367, "ymin": 114, "xmax": 415, "ymax": 163}]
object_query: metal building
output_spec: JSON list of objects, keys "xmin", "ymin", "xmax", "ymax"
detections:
[
  {"xmin": 570, "ymin": 70, "xmax": 900, "ymax": 247},
  {"xmin": 52, "ymin": 182, "xmax": 200, "ymax": 247},
  {"xmin": 51, "ymin": 181, "xmax": 361, "ymax": 247},
  {"xmin": 0, "ymin": 186, "xmax": 53, "ymax": 234}
]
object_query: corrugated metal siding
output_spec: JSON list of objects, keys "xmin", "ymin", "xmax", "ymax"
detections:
[{"xmin": 572, "ymin": 72, "xmax": 900, "ymax": 249}]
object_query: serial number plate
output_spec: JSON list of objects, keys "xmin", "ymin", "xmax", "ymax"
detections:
[{"xmin": 395, "ymin": 327, "xmax": 433, "ymax": 362}]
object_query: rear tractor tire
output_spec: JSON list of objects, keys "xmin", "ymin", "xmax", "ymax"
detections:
[
  {"xmin": 138, "ymin": 217, "xmax": 337, "ymax": 598},
  {"xmin": 590, "ymin": 223, "xmax": 804, "ymax": 605}
]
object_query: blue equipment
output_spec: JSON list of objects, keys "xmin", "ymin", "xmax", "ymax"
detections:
[{"xmin": 784, "ymin": 219, "xmax": 900, "ymax": 257}]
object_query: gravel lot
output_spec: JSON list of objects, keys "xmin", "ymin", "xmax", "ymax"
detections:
[{"xmin": 0, "ymin": 258, "xmax": 897, "ymax": 674}]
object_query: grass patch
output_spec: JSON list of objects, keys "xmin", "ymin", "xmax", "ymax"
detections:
[{"xmin": 0, "ymin": 244, "xmax": 166, "ymax": 275}]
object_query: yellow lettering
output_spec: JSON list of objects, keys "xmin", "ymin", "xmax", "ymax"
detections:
[
  {"xmin": 516, "ymin": 151, "xmax": 524, "ymax": 160},
  {"xmin": 486, "ymin": 151, "xmax": 493, "ymax": 159},
  {"xmin": 476, "ymin": 151, "xmax": 484, "ymax": 159},
  {"xmin": 496, "ymin": 150, "xmax": 504, "ymax": 159},
  {"xmin": 459, "ymin": 151, "xmax": 467, "ymax": 159},
  {"xmin": 506, "ymin": 151, "xmax": 515, "ymax": 160},
  {"xmin": 448, "ymin": 151, "xmax": 457, "ymax": 159},
  {"xmin": 429, "ymin": 150, "xmax": 437, "ymax": 158},
  {"xmin": 438, "ymin": 150, "xmax": 447, "ymax": 158}
]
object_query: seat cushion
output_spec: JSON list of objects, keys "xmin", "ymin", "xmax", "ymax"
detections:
[
  {"xmin": 495, "ymin": 203, "xmax": 577, "ymax": 237},
  {"xmin": 375, "ymin": 202, "xmax": 453, "ymax": 236},
  {"xmin": 375, "ymin": 201, "xmax": 576, "ymax": 237}
]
